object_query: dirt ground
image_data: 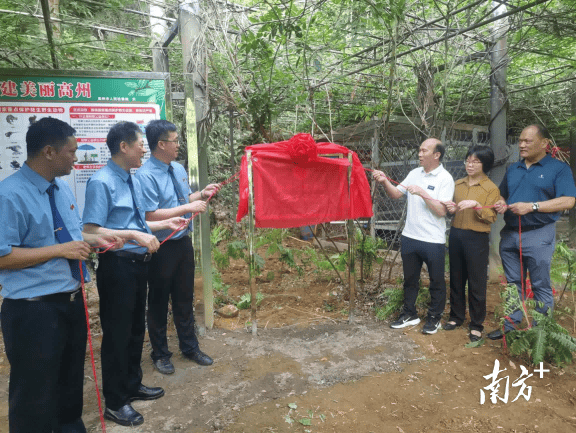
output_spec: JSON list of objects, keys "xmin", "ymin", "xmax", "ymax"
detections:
[{"xmin": 1, "ymin": 238, "xmax": 576, "ymax": 433}]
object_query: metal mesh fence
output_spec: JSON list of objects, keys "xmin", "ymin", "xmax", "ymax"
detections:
[{"xmin": 345, "ymin": 128, "xmax": 493, "ymax": 246}]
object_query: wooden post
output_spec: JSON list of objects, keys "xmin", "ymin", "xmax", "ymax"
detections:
[
  {"xmin": 247, "ymin": 151, "xmax": 257, "ymax": 335},
  {"xmin": 39, "ymin": 0, "xmax": 59, "ymax": 69},
  {"xmin": 347, "ymin": 153, "xmax": 356, "ymax": 323},
  {"xmin": 179, "ymin": 2, "xmax": 213, "ymax": 329}
]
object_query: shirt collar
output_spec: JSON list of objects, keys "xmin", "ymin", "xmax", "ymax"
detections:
[
  {"xmin": 107, "ymin": 159, "xmax": 130, "ymax": 182},
  {"xmin": 20, "ymin": 162, "xmax": 53, "ymax": 194},
  {"xmin": 421, "ymin": 163, "xmax": 444, "ymax": 176},
  {"xmin": 456, "ymin": 174, "xmax": 491, "ymax": 190},
  {"xmin": 149, "ymin": 155, "xmax": 171, "ymax": 173},
  {"xmin": 520, "ymin": 153, "xmax": 552, "ymax": 169}
]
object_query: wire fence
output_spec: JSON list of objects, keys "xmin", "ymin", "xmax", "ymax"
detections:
[{"xmin": 345, "ymin": 128, "xmax": 505, "ymax": 246}]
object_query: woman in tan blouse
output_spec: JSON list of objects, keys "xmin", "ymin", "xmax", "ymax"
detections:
[{"xmin": 444, "ymin": 146, "xmax": 499, "ymax": 341}]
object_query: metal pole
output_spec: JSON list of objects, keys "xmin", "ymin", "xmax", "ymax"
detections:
[
  {"xmin": 247, "ymin": 151, "xmax": 257, "ymax": 335},
  {"xmin": 370, "ymin": 120, "xmax": 380, "ymax": 238},
  {"xmin": 570, "ymin": 84, "xmax": 576, "ymax": 246},
  {"xmin": 230, "ymin": 108, "xmax": 237, "ymax": 235},
  {"xmin": 488, "ymin": 1, "xmax": 509, "ymax": 283},
  {"xmin": 179, "ymin": 1, "xmax": 213, "ymax": 329},
  {"xmin": 347, "ymin": 153, "xmax": 356, "ymax": 323}
]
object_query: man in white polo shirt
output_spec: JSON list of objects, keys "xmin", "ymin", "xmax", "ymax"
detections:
[{"xmin": 373, "ymin": 138, "xmax": 454, "ymax": 334}]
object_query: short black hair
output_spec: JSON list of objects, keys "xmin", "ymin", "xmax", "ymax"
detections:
[
  {"xmin": 528, "ymin": 124, "xmax": 551, "ymax": 140},
  {"xmin": 433, "ymin": 142, "xmax": 445, "ymax": 161},
  {"xmin": 145, "ymin": 119, "xmax": 177, "ymax": 152},
  {"xmin": 106, "ymin": 121, "xmax": 142, "ymax": 155},
  {"xmin": 466, "ymin": 145, "xmax": 495, "ymax": 173},
  {"xmin": 26, "ymin": 117, "xmax": 76, "ymax": 158}
]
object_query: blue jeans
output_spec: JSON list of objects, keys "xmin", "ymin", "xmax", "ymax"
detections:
[
  {"xmin": 499, "ymin": 224, "xmax": 556, "ymax": 330},
  {"xmin": 400, "ymin": 235, "xmax": 447, "ymax": 318}
]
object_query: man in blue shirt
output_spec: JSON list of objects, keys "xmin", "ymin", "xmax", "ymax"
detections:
[
  {"xmin": 83, "ymin": 121, "xmax": 187, "ymax": 426},
  {"xmin": 0, "ymin": 118, "xmax": 122, "ymax": 433},
  {"xmin": 488, "ymin": 125, "xmax": 576, "ymax": 339},
  {"xmin": 136, "ymin": 119, "xmax": 219, "ymax": 374}
]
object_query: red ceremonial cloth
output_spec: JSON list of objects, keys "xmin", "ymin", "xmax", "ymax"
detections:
[{"xmin": 236, "ymin": 134, "xmax": 373, "ymax": 228}]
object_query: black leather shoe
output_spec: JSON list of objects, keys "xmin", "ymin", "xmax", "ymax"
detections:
[
  {"xmin": 183, "ymin": 349, "xmax": 213, "ymax": 366},
  {"xmin": 104, "ymin": 404, "xmax": 144, "ymax": 426},
  {"xmin": 443, "ymin": 321, "xmax": 461, "ymax": 331},
  {"xmin": 487, "ymin": 329, "xmax": 509, "ymax": 340},
  {"xmin": 129, "ymin": 384, "xmax": 165, "ymax": 402},
  {"xmin": 153, "ymin": 357, "xmax": 175, "ymax": 375}
]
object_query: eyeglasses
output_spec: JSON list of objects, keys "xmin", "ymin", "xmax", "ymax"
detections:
[
  {"xmin": 464, "ymin": 159, "xmax": 482, "ymax": 166},
  {"xmin": 161, "ymin": 139, "xmax": 180, "ymax": 144}
]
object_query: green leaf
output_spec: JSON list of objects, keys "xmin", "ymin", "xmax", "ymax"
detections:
[
  {"xmin": 288, "ymin": 403, "xmax": 297, "ymax": 409},
  {"xmin": 465, "ymin": 338, "xmax": 485, "ymax": 348},
  {"xmin": 298, "ymin": 418, "xmax": 312, "ymax": 426}
]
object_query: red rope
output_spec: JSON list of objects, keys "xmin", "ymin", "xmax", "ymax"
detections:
[
  {"xmin": 79, "ymin": 264, "xmax": 106, "ymax": 433},
  {"xmin": 77, "ymin": 170, "xmax": 241, "ymax": 431},
  {"xmin": 368, "ymin": 168, "xmax": 536, "ymax": 348},
  {"xmin": 159, "ymin": 171, "xmax": 240, "ymax": 246}
]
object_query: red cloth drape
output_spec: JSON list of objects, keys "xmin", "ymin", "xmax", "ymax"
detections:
[{"xmin": 236, "ymin": 134, "xmax": 373, "ymax": 228}]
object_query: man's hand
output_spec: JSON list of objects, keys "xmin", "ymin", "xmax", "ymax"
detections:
[
  {"xmin": 494, "ymin": 198, "xmax": 508, "ymax": 214},
  {"xmin": 132, "ymin": 232, "xmax": 160, "ymax": 253},
  {"xmin": 406, "ymin": 185, "xmax": 427, "ymax": 198},
  {"xmin": 457, "ymin": 200, "xmax": 481, "ymax": 211},
  {"xmin": 507, "ymin": 202, "xmax": 533, "ymax": 216},
  {"xmin": 60, "ymin": 241, "xmax": 91, "ymax": 261},
  {"xmin": 164, "ymin": 217, "xmax": 188, "ymax": 232},
  {"xmin": 187, "ymin": 200, "xmax": 207, "ymax": 214},
  {"xmin": 372, "ymin": 170, "xmax": 387, "ymax": 183},
  {"xmin": 444, "ymin": 201, "xmax": 457, "ymax": 214},
  {"xmin": 202, "ymin": 183, "xmax": 220, "ymax": 199},
  {"xmin": 83, "ymin": 233, "xmax": 125, "ymax": 250}
]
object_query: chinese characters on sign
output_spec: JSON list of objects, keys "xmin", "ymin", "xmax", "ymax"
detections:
[
  {"xmin": 0, "ymin": 80, "xmax": 92, "ymax": 99},
  {"xmin": 480, "ymin": 360, "xmax": 550, "ymax": 404}
]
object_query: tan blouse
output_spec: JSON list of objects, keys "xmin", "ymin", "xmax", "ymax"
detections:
[{"xmin": 451, "ymin": 174, "xmax": 500, "ymax": 233}]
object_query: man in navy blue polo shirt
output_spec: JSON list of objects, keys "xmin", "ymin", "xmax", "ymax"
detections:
[
  {"xmin": 136, "ymin": 119, "xmax": 219, "ymax": 374},
  {"xmin": 0, "ymin": 118, "xmax": 122, "ymax": 433},
  {"xmin": 83, "ymin": 121, "xmax": 187, "ymax": 426},
  {"xmin": 488, "ymin": 124, "xmax": 576, "ymax": 339}
]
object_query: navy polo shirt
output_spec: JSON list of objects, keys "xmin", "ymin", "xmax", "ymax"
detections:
[
  {"xmin": 500, "ymin": 154, "xmax": 576, "ymax": 228},
  {"xmin": 0, "ymin": 163, "xmax": 86, "ymax": 299}
]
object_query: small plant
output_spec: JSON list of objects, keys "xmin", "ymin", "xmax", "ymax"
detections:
[
  {"xmin": 354, "ymin": 227, "xmax": 385, "ymax": 280},
  {"xmin": 375, "ymin": 288, "xmax": 404, "ymax": 320},
  {"xmin": 497, "ymin": 284, "xmax": 576, "ymax": 366},
  {"xmin": 375, "ymin": 285, "xmax": 430, "ymax": 321},
  {"xmin": 236, "ymin": 292, "xmax": 264, "ymax": 310}
]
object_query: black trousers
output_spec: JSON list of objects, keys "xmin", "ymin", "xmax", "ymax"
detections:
[
  {"xmin": 96, "ymin": 253, "xmax": 148, "ymax": 410},
  {"xmin": 400, "ymin": 235, "xmax": 447, "ymax": 318},
  {"xmin": 448, "ymin": 227, "xmax": 489, "ymax": 332},
  {"xmin": 147, "ymin": 236, "xmax": 198, "ymax": 361},
  {"xmin": 1, "ymin": 295, "xmax": 87, "ymax": 433}
]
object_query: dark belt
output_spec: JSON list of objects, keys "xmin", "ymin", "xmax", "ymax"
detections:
[
  {"xmin": 26, "ymin": 288, "xmax": 81, "ymax": 302},
  {"xmin": 107, "ymin": 249, "xmax": 152, "ymax": 262},
  {"xmin": 504, "ymin": 224, "xmax": 545, "ymax": 233}
]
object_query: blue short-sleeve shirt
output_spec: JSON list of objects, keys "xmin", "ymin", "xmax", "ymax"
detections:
[
  {"xmin": 136, "ymin": 156, "xmax": 194, "ymax": 242},
  {"xmin": 500, "ymin": 154, "xmax": 576, "ymax": 227},
  {"xmin": 83, "ymin": 159, "xmax": 151, "ymax": 254},
  {"xmin": 0, "ymin": 163, "xmax": 84, "ymax": 299}
]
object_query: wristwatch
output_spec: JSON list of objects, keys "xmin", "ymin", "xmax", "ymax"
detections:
[{"xmin": 532, "ymin": 202, "xmax": 540, "ymax": 212}]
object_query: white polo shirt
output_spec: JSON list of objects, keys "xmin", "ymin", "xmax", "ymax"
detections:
[{"xmin": 397, "ymin": 164, "xmax": 455, "ymax": 244}]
